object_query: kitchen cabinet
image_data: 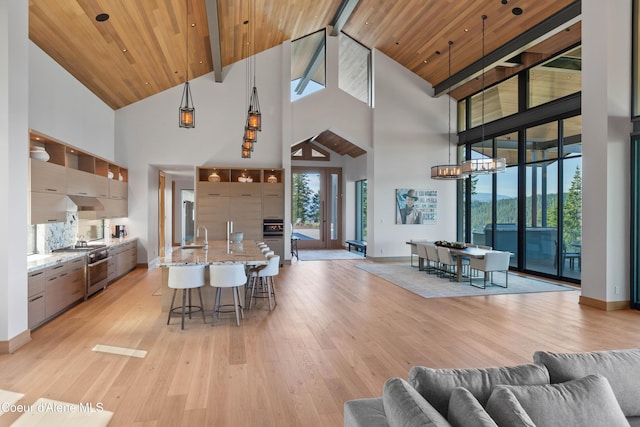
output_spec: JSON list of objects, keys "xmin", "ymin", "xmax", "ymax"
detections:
[
  {"xmin": 67, "ymin": 168, "xmax": 98, "ymax": 197},
  {"xmin": 28, "ymin": 270, "xmax": 46, "ymax": 329},
  {"xmin": 195, "ymin": 167, "xmax": 285, "ymax": 243},
  {"xmin": 114, "ymin": 240, "xmax": 137, "ymax": 278},
  {"xmin": 95, "ymin": 176, "xmax": 110, "ymax": 198},
  {"xmin": 109, "ymin": 180, "xmax": 128, "ymax": 200},
  {"xmin": 107, "ymin": 249, "xmax": 117, "ymax": 283},
  {"xmin": 30, "ymin": 159, "xmax": 67, "ymax": 194},
  {"xmin": 30, "ymin": 192, "xmax": 70, "ymax": 224},
  {"xmin": 29, "ymin": 130, "xmax": 130, "ymax": 224},
  {"xmin": 263, "ymin": 183, "xmax": 284, "ymax": 218},
  {"xmin": 262, "ymin": 237, "xmax": 284, "ymax": 264},
  {"xmin": 40, "ymin": 257, "xmax": 85, "ymax": 320}
]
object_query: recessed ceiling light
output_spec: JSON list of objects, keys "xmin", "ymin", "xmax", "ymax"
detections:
[
  {"xmin": 191, "ymin": 23, "xmax": 196, "ymax": 27},
  {"xmin": 122, "ymin": 48, "xmax": 127, "ymax": 53},
  {"xmin": 512, "ymin": 7, "xmax": 523, "ymax": 15},
  {"xmin": 96, "ymin": 13, "xmax": 109, "ymax": 22}
]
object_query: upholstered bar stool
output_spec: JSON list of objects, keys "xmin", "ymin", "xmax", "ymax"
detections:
[
  {"xmin": 249, "ymin": 255, "xmax": 280, "ymax": 310},
  {"xmin": 209, "ymin": 263, "xmax": 247, "ymax": 326},
  {"xmin": 167, "ymin": 264, "xmax": 206, "ymax": 330}
]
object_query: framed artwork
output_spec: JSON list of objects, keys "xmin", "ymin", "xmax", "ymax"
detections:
[{"xmin": 396, "ymin": 188, "xmax": 437, "ymax": 225}]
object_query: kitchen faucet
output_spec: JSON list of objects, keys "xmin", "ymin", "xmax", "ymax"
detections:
[{"xmin": 197, "ymin": 225, "xmax": 208, "ymax": 248}]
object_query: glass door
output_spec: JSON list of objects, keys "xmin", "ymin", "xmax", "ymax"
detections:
[{"xmin": 291, "ymin": 167, "xmax": 342, "ymax": 249}]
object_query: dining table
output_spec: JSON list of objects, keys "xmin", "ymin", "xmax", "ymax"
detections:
[
  {"xmin": 406, "ymin": 241, "xmax": 501, "ymax": 282},
  {"xmin": 157, "ymin": 240, "xmax": 268, "ymax": 312}
]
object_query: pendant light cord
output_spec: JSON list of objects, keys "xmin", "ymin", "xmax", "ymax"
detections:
[
  {"xmin": 448, "ymin": 41, "xmax": 453, "ymax": 165},
  {"xmin": 185, "ymin": 0, "xmax": 189, "ymax": 82},
  {"xmin": 481, "ymin": 14, "xmax": 486, "ymax": 151}
]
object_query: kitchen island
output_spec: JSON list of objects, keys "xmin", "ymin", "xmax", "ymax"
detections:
[{"xmin": 157, "ymin": 240, "xmax": 268, "ymax": 313}]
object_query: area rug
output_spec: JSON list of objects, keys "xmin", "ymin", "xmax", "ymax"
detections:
[
  {"xmin": 298, "ymin": 249, "xmax": 365, "ymax": 261},
  {"xmin": 10, "ymin": 398, "xmax": 112, "ymax": 426},
  {"xmin": 356, "ymin": 263, "xmax": 577, "ymax": 299}
]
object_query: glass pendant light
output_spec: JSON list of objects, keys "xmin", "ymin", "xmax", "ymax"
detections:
[
  {"xmin": 431, "ymin": 41, "xmax": 468, "ymax": 180},
  {"xmin": 462, "ymin": 15, "xmax": 506, "ymax": 175}
]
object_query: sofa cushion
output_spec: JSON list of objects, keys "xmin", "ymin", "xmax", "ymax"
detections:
[
  {"xmin": 408, "ymin": 364, "xmax": 549, "ymax": 418},
  {"xmin": 488, "ymin": 374, "xmax": 629, "ymax": 427},
  {"xmin": 485, "ymin": 387, "xmax": 536, "ymax": 427},
  {"xmin": 447, "ymin": 387, "xmax": 498, "ymax": 427},
  {"xmin": 382, "ymin": 377, "xmax": 451, "ymax": 427},
  {"xmin": 534, "ymin": 347, "xmax": 640, "ymax": 417},
  {"xmin": 344, "ymin": 398, "xmax": 390, "ymax": 427}
]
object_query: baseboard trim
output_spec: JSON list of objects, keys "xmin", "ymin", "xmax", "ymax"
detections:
[
  {"xmin": 0, "ymin": 329, "xmax": 31, "ymax": 354},
  {"xmin": 579, "ymin": 295, "xmax": 630, "ymax": 311}
]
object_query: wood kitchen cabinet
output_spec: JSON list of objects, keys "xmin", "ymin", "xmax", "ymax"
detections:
[
  {"xmin": 29, "ymin": 130, "xmax": 130, "ymax": 224},
  {"xmin": 195, "ymin": 167, "xmax": 284, "ymax": 242},
  {"xmin": 30, "ymin": 192, "xmax": 70, "ymax": 224},
  {"xmin": 28, "ymin": 270, "xmax": 46, "ymax": 329},
  {"xmin": 30, "ymin": 159, "xmax": 67, "ymax": 194},
  {"xmin": 114, "ymin": 240, "xmax": 137, "ymax": 278}
]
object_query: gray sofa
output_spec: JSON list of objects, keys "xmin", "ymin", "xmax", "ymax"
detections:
[{"xmin": 344, "ymin": 348, "xmax": 640, "ymax": 427}]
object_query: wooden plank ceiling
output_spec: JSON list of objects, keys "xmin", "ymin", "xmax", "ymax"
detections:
[{"xmin": 29, "ymin": 0, "xmax": 578, "ymax": 110}]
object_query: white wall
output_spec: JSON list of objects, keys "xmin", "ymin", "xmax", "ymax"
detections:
[
  {"xmin": 369, "ymin": 50, "xmax": 457, "ymax": 259},
  {"xmin": 0, "ymin": 0, "xmax": 29, "ymax": 343},
  {"xmin": 29, "ymin": 43, "xmax": 115, "ymax": 160},
  {"xmin": 581, "ymin": 0, "xmax": 631, "ymax": 303}
]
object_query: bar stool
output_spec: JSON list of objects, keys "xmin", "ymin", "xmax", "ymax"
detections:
[
  {"xmin": 209, "ymin": 263, "xmax": 247, "ymax": 326},
  {"xmin": 248, "ymin": 255, "xmax": 280, "ymax": 310},
  {"xmin": 167, "ymin": 264, "xmax": 206, "ymax": 330}
]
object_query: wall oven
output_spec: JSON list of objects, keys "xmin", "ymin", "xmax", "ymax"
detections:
[{"xmin": 263, "ymin": 219, "xmax": 284, "ymax": 237}]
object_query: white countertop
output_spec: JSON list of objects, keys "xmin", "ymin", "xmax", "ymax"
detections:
[{"xmin": 27, "ymin": 237, "xmax": 138, "ymax": 273}]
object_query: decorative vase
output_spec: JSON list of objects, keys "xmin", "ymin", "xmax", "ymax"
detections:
[
  {"xmin": 108, "ymin": 171, "xmax": 114, "ymax": 179},
  {"xmin": 208, "ymin": 172, "xmax": 221, "ymax": 182},
  {"xmin": 267, "ymin": 174, "xmax": 278, "ymax": 183},
  {"xmin": 30, "ymin": 146, "xmax": 50, "ymax": 162}
]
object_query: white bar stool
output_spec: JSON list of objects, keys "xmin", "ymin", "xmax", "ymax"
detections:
[
  {"xmin": 167, "ymin": 264, "xmax": 206, "ymax": 329},
  {"xmin": 248, "ymin": 255, "xmax": 280, "ymax": 310},
  {"xmin": 209, "ymin": 263, "xmax": 247, "ymax": 326}
]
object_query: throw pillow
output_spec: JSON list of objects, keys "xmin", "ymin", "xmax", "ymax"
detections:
[
  {"xmin": 447, "ymin": 387, "xmax": 498, "ymax": 427},
  {"xmin": 490, "ymin": 374, "xmax": 629, "ymax": 427},
  {"xmin": 485, "ymin": 387, "xmax": 536, "ymax": 427},
  {"xmin": 382, "ymin": 377, "xmax": 451, "ymax": 427},
  {"xmin": 408, "ymin": 364, "xmax": 549, "ymax": 418},
  {"xmin": 534, "ymin": 347, "xmax": 640, "ymax": 417}
]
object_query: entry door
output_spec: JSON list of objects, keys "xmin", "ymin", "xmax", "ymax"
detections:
[{"xmin": 292, "ymin": 167, "xmax": 342, "ymax": 249}]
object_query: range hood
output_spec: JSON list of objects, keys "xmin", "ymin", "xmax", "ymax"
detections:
[{"xmin": 67, "ymin": 195, "xmax": 105, "ymax": 211}]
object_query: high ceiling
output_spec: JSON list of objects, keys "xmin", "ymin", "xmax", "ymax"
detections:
[{"xmin": 28, "ymin": 0, "xmax": 579, "ymax": 110}]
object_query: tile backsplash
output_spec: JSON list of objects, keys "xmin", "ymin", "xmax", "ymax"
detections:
[{"xmin": 36, "ymin": 213, "xmax": 109, "ymax": 253}]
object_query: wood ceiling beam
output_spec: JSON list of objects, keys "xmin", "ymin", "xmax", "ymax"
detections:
[
  {"xmin": 330, "ymin": 0, "xmax": 360, "ymax": 36},
  {"xmin": 434, "ymin": 0, "xmax": 581, "ymax": 97},
  {"xmin": 205, "ymin": 0, "xmax": 223, "ymax": 82}
]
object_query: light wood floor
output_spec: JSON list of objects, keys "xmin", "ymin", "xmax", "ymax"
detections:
[{"xmin": 2, "ymin": 259, "xmax": 640, "ymax": 426}]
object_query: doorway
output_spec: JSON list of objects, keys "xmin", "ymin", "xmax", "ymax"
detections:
[{"xmin": 291, "ymin": 167, "xmax": 342, "ymax": 249}]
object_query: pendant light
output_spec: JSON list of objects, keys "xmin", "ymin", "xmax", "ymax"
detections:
[
  {"xmin": 462, "ymin": 15, "xmax": 506, "ymax": 175},
  {"xmin": 431, "ymin": 41, "xmax": 468, "ymax": 180},
  {"xmin": 241, "ymin": 0, "xmax": 261, "ymax": 158},
  {"xmin": 178, "ymin": 0, "xmax": 195, "ymax": 128}
]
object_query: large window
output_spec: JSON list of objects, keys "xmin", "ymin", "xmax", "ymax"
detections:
[
  {"xmin": 291, "ymin": 30, "xmax": 326, "ymax": 101},
  {"xmin": 529, "ymin": 46, "xmax": 582, "ymax": 108},
  {"xmin": 458, "ymin": 42, "xmax": 582, "ymax": 283},
  {"xmin": 339, "ymin": 34, "xmax": 371, "ymax": 105},
  {"xmin": 355, "ymin": 179, "xmax": 367, "ymax": 241}
]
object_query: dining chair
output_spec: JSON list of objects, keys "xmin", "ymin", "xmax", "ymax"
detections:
[
  {"xmin": 415, "ymin": 243, "xmax": 429, "ymax": 272},
  {"xmin": 425, "ymin": 244, "xmax": 441, "ymax": 275},
  {"xmin": 469, "ymin": 251, "xmax": 510, "ymax": 289},
  {"xmin": 436, "ymin": 246, "xmax": 456, "ymax": 280},
  {"xmin": 167, "ymin": 264, "xmax": 207, "ymax": 330}
]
